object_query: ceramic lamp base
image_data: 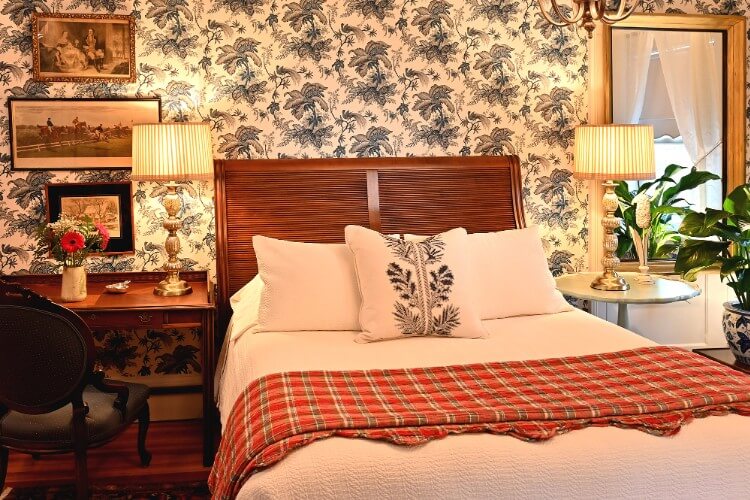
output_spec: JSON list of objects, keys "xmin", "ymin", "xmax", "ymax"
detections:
[{"xmin": 593, "ymin": 180, "xmax": 630, "ymax": 292}]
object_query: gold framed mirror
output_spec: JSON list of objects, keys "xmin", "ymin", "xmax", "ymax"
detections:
[{"xmin": 588, "ymin": 14, "xmax": 746, "ymax": 270}]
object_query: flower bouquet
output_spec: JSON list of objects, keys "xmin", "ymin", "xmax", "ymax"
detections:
[{"xmin": 36, "ymin": 214, "xmax": 110, "ymax": 301}]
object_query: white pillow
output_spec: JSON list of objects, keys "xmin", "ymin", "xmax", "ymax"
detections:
[
  {"xmin": 252, "ymin": 235, "xmax": 361, "ymax": 332},
  {"xmin": 466, "ymin": 227, "xmax": 572, "ymax": 319},
  {"xmin": 404, "ymin": 227, "xmax": 572, "ymax": 319},
  {"xmin": 228, "ymin": 275, "xmax": 263, "ymax": 341},
  {"xmin": 345, "ymin": 225, "xmax": 487, "ymax": 343},
  {"xmin": 230, "ymin": 274, "xmax": 262, "ymax": 311}
]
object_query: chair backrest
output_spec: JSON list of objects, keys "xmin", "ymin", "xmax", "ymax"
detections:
[{"xmin": 0, "ymin": 280, "xmax": 95, "ymax": 414}]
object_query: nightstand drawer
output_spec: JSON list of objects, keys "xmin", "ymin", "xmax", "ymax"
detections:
[
  {"xmin": 80, "ymin": 310, "xmax": 161, "ymax": 329},
  {"xmin": 163, "ymin": 309, "xmax": 203, "ymax": 326}
]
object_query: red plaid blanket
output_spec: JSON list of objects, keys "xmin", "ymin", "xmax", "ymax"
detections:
[{"xmin": 209, "ymin": 346, "xmax": 750, "ymax": 498}]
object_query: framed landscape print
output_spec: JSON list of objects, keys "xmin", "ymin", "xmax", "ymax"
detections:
[
  {"xmin": 8, "ymin": 97, "xmax": 161, "ymax": 171},
  {"xmin": 32, "ymin": 13, "xmax": 136, "ymax": 83},
  {"xmin": 46, "ymin": 182, "xmax": 135, "ymax": 254}
]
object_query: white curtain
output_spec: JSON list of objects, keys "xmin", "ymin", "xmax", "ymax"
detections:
[
  {"xmin": 612, "ymin": 31, "xmax": 655, "ymax": 124},
  {"xmin": 654, "ymin": 31, "xmax": 723, "ymax": 209}
]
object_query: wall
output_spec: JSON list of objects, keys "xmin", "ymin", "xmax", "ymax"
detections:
[
  {"xmin": 0, "ymin": 1, "xmax": 747, "ymax": 377},
  {"xmin": 0, "ymin": 0, "xmax": 591, "ymax": 279},
  {"xmin": 0, "ymin": 0, "xmax": 591, "ymax": 388}
]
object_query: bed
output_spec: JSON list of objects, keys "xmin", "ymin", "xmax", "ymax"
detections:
[{"xmin": 212, "ymin": 155, "xmax": 750, "ymax": 499}]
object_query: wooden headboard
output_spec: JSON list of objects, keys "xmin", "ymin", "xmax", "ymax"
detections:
[{"xmin": 214, "ymin": 155, "xmax": 526, "ymax": 332}]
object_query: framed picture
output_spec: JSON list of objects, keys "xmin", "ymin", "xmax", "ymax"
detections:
[
  {"xmin": 8, "ymin": 97, "xmax": 161, "ymax": 171},
  {"xmin": 46, "ymin": 182, "xmax": 135, "ymax": 255},
  {"xmin": 32, "ymin": 13, "xmax": 136, "ymax": 83}
]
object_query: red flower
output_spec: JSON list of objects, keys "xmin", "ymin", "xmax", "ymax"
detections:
[
  {"xmin": 95, "ymin": 222, "xmax": 110, "ymax": 250},
  {"xmin": 60, "ymin": 231, "xmax": 85, "ymax": 253}
]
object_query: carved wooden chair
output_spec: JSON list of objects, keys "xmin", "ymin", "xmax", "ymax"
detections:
[{"xmin": 0, "ymin": 280, "xmax": 151, "ymax": 499}]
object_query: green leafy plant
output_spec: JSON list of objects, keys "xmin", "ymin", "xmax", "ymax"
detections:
[
  {"xmin": 615, "ymin": 164, "xmax": 720, "ymax": 260},
  {"xmin": 675, "ymin": 184, "xmax": 750, "ymax": 311}
]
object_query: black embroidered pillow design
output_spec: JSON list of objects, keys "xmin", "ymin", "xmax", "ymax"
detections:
[
  {"xmin": 345, "ymin": 225, "xmax": 487, "ymax": 343},
  {"xmin": 384, "ymin": 235, "xmax": 460, "ymax": 336}
]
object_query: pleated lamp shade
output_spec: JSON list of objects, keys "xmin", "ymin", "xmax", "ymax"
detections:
[
  {"xmin": 131, "ymin": 122, "xmax": 213, "ymax": 181},
  {"xmin": 574, "ymin": 125, "xmax": 656, "ymax": 181}
]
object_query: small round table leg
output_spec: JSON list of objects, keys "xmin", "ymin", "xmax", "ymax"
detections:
[{"xmin": 617, "ymin": 303, "xmax": 630, "ymax": 330}]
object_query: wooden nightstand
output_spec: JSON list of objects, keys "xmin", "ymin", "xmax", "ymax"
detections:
[
  {"xmin": 2, "ymin": 271, "xmax": 217, "ymax": 466},
  {"xmin": 693, "ymin": 348, "xmax": 750, "ymax": 375}
]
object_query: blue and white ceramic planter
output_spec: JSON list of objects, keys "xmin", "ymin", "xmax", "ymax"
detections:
[{"xmin": 723, "ymin": 302, "xmax": 750, "ymax": 364}]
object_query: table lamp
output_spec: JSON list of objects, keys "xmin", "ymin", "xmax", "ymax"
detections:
[
  {"xmin": 131, "ymin": 122, "xmax": 213, "ymax": 296},
  {"xmin": 574, "ymin": 124, "xmax": 655, "ymax": 291}
]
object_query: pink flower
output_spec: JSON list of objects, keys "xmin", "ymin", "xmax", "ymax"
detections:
[
  {"xmin": 60, "ymin": 231, "xmax": 85, "ymax": 253},
  {"xmin": 95, "ymin": 222, "xmax": 110, "ymax": 250}
]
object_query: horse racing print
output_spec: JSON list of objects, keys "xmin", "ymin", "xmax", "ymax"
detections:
[{"xmin": 8, "ymin": 97, "xmax": 161, "ymax": 171}]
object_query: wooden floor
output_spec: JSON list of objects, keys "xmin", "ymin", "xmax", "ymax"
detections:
[{"xmin": 4, "ymin": 420, "xmax": 209, "ymax": 488}]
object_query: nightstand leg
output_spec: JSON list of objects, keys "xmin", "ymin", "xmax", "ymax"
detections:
[
  {"xmin": 617, "ymin": 303, "xmax": 630, "ymax": 330},
  {"xmin": 202, "ymin": 309, "xmax": 216, "ymax": 467}
]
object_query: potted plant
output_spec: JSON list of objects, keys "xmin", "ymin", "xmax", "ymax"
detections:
[
  {"xmin": 674, "ymin": 184, "xmax": 750, "ymax": 362},
  {"xmin": 616, "ymin": 164, "xmax": 720, "ymax": 262}
]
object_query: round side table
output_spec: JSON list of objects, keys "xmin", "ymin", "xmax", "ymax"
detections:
[{"xmin": 555, "ymin": 272, "xmax": 701, "ymax": 329}]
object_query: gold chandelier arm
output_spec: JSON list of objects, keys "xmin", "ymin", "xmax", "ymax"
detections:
[
  {"xmin": 553, "ymin": 0, "xmax": 585, "ymax": 24},
  {"xmin": 537, "ymin": 6, "xmax": 575, "ymax": 26},
  {"xmin": 613, "ymin": 0, "xmax": 629, "ymax": 18},
  {"xmin": 536, "ymin": 0, "xmax": 584, "ymax": 26},
  {"xmin": 602, "ymin": 0, "xmax": 637, "ymax": 22},
  {"xmin": 589, "ymin": 0, "xmax": 604, "ymax": 21}
]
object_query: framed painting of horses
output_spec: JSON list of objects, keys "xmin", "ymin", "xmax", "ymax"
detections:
[
  {"xmin": 7, "ymin": 97, "xmax": 161, "ymax": 171},
  {"xmin": 32, "ymin": 13, "xmax": 136, "ymax": 83}
]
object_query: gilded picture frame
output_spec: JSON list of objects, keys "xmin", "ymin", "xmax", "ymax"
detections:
[
  {"xmin": 32, "ymin": 12, "xmax": 136, "ymax": 83},
  {"xmin": 45, "ymin": 182, "xmax": 135, "ymax": 255},
  {"xmin": 8, "ymin": 97, "xmax": 161, "ymax": 171}
]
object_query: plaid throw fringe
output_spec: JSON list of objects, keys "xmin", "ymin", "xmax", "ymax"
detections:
[{"xmin": 209, "ymin": 346, "xmax": 750, "ymax": 498}]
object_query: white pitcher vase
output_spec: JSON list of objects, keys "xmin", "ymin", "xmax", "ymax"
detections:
[{"xmin": 61, "ymin": 265, "xmax": 87, "ymax": 302}]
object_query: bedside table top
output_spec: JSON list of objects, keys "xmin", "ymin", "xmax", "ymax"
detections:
[
  {"xmin": 26, "ymin": 280, "xmax": 211, "ymax": 310},
  {"xmin": 2, "ymin": 271, "xmax": 213, "ymax": 311},
  {"xmin": 694, "ymin": 348, "xmax": 750, "ymax": 375},
  {"xmin": 555, "ymin": 272, "xmax": 700, "ymax": 305}
]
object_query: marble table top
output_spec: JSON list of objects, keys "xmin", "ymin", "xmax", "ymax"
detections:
[{"xmin": 555, "ymin": 272, "xmax": 701, "ymax": 304}]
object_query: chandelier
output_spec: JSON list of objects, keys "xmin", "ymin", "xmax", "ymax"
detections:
[{"xmin": 537, "ymin": 0, "xmax": 637, "ymax": 37}]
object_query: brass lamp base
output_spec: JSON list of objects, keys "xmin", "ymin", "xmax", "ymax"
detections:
[
  {"xmin": 153, "ymin": 181, "xmax": 193, "ymax": 297},
  {"xmin": 590, "ymin": 270, "xmax": 629, "ymax": 291},
  {"xmin": 154, "ymin": 277, "xmax": 192, "ymax": 296}
]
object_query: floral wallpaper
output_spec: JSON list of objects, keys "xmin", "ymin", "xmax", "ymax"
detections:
[
  {"xmin": 0, "ymin": 0, "xmax": 595, "ymax": 281},
  {"xmin": 95, "ymin": 327, "xmax": 201, "ymax": 377},
  {"xmin": 0, "ymin": 0, "xmax": 748, "ymax": 377}
]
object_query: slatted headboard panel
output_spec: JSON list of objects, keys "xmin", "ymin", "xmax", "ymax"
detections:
[{"xmin": 214, "ymin": 155, "xmax": 525, "ymax": 332}]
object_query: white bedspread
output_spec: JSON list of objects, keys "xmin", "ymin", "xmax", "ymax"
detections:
[{"xmin": 216, "ymin": 309, "xmax": 750, "ymax": 499}]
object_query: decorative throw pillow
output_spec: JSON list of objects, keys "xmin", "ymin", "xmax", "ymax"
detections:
[
  {"xmin": 465, "ymin": 227, "xmax": 572, "ymax": 319},
  {"xmin": 253, "ymin": 235, "xmax": 361, "ymax": 332},
  {"xmin": 345, "ymin": 226, "xmax": 487, "ymax": 342}
]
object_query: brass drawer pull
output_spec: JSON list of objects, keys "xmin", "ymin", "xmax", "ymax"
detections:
[
  {"xmin": 138, "ymin": 313, "xmax": 153, "ymax": 324},
  {"xmin": 87, "ymin": 313, "xmax": 97, "ymax": 322}
]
